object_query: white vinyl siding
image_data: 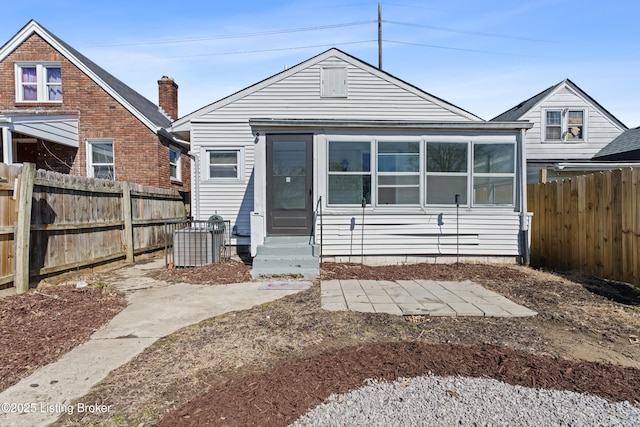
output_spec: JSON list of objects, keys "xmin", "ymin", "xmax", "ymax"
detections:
[
  {"xmin": 316, "ymin": 211, "xmax": 523, "ymax": 257},
  {"xmin": 196, "ymin": 59, "xmax": 476, "ymax": 123},
  {"xmin": 523, "ymin": 85, "xmax": 625, "ymax": 162},
  {"xmin": 194, "ymin": 124, "xmax": 253, "ymax": 243}
]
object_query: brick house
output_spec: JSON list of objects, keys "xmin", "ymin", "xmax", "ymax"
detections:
[{"xmin": 0, "ymin": 20, "xmax": 190, "ymax": 199}]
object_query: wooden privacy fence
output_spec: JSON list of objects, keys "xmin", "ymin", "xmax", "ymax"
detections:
[
  {"xmin": 527, "ymin": 168, "xmax": 639, "ymax": 286},
  {"xmin": 1, "ymin": 163, "xmax": 186, "ymax": 293}
]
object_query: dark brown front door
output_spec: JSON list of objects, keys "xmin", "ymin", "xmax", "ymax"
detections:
[{"xmin": 266, "ymin": 134, "xmax": 313, "ymax": 235}]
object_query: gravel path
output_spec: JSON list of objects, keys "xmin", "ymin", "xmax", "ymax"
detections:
[{"xmin": 291, "ymin": 375, "xmax": 640, "ymax": 426}]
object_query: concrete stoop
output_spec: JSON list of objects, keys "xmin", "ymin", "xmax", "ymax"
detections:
[{"xmin": 251, "ymin": 236, "xmax": 319, "ymax": 279}]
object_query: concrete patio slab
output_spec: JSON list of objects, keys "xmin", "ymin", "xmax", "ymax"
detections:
[{"xmin": 321, "ymin": 279, "xmax": 537, "ymax": 318}]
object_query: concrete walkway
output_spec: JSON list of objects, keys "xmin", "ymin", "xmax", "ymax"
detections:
[
  {"xmin": 0, "ymin": 259, "xmax": 303, "ymax": 427},
  {"xmin": 322, "ymin": 279, "xmax": 537, "ymax": 317}
]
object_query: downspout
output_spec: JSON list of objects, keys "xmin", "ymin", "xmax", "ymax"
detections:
[
  {"xmin": 188, "ymin": 150, "xmax": 199, "ymax": 220},
  {"xmin": 518, "ymin": 127, "xmax": 530, "ymax": 265}
]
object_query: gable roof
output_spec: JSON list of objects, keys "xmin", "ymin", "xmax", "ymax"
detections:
[
  {"xmin": 0, "ymin": 20, "xmax": 171, "ymax": 132},
  {"xmin": 491, "ymin": 78, "xmax": 627, "ymax": 130},
  {"xmin": 172, "ymin": 48, "xmax": 482, "ymax": 131},
  {"xmin": 593, "ymin": 127, "xmax": 640, "ymax": 160}
]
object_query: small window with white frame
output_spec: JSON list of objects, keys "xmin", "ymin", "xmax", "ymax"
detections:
[
  {"xmin": 206, "ymin": 148, "xmax": 243, "ymax": 180},
  {"xmin": 169, "ymin": 146, "xmax": 181, "ymax": 181},
  {"xmin": 544, "ymin": 109, "xmax": 585, "ymax": 142},
  {"xmin": 86, "ymin": 139, "xmax": 115, "ymax": 180},
  {"xmin": 15, "ymin": 62, "xmax": 62, "ymax": 102}
]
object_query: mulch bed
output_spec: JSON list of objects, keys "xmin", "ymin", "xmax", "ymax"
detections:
[
  {"xmin": 159, "ymin": 341, "xmax": 640, "ymax": 427},
  {"xmin": 321, "ymin": 262, "xmax": 529, "ymax": 282},
  {"xmin": 152, "ymin": 260, "xmax": 252, "ymax": 284},
  {"xmin": 0, "ymin": 284, "xmax": 126, "ymax": 392}
]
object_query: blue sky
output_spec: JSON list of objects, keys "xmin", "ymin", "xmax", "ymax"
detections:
[{"xmin": 3, "ymin": 1, "xmax": 639, "ymax": 127}]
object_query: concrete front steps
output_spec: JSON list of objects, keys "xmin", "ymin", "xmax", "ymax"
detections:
[{"xmin": 251, "ymin": 236, "xmax": 319, "ymax": 279}]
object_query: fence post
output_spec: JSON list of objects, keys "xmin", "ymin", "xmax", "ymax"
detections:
[
  {"xmin": 14, "ymin": 163, "xmax": 35, "ymax": 293},
  {"xmin": 121, "ymin": 181, "xmax": 134, "ymax": 263}
]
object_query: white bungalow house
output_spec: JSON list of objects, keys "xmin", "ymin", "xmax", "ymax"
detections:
[
  {"xmin": 491, "ymin": 79, "xmax": 627, "ymax": 183},
  {"xmin": 171, "ymin": 49, "xmax": 532, "ymax": 275}
]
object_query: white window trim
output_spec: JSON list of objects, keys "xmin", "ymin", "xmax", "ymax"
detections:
[
  {"xmin": 15, "ymin": 61, "xmax": 62, "ymax": 103},
  {"xmin": 471, "ymin": 141, "xmax": 516, "ymax": 207},
  {"xmin": 86, "ymin": 138, "xmax": 115, "ymax": 179},
  {"xmin": 376, "ymin": 139, "xmax": 421, "ymax": 207},
  {"xmin": 542, "ymin": 108, "xmax": 587, "ymax": 143},
  {"xmin": 169, "ymin": 145, "xmax": 182, "ymax": 181},
  {"xmin": 203, "ymin": 146, "xmax": 245, "ymax": 182},
  {"xmin": 326, "ymin": 139, "xmax": 372, "ymax": 207},
  {"xmin": 425, "ymin": 140, "xmax": 471, "ymax": 207}
]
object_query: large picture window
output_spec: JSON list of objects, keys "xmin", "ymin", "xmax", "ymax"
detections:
[
  {"xmin": 328, "ymin": 141, "xmax": 371, "ymax": 205},
  {"xmin": 16, "ymin": 62, "xmax": 62, "ymax": 102}
]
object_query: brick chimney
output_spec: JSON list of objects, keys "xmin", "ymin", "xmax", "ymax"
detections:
[{"xmin": 158, "ymin": 76, "xmax": 178, "ymax": 121}]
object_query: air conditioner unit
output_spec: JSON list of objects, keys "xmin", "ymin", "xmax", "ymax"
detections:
[{"xmin": 173, "ymin": 227, "xmax": 223, "ymax": 267}]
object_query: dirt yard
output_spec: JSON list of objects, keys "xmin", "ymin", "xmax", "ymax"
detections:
[{"xmin": 2, "ymin": 259, "xmax": 639, "ymax": 426}]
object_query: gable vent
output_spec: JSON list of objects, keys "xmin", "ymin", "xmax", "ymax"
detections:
[{"xmin": 321, "ymin": 66, "xmax": 347, "ymax": 98}]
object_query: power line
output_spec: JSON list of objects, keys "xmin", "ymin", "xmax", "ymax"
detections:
[
  {"xmin": 166, "ymin": 40, "xmax": 378, "ymax": 59},
  {"xmin": 384, "ymin": 39, "xmax": 539, "ymax": 57},
  {"xmin": 384, "ymin": 20, "xmax": 553, "ymax": 43},
  {"xmin": 89, "ymin": 21, "xmax": 376, "ymax": 47}
]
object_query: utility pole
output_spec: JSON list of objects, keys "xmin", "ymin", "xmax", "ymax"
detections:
[{"xmin": 378, "ymin": 2, "xmax": 382, "ymax": 70}]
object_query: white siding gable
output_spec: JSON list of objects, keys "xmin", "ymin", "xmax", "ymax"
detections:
[
  {"xmin": 522, "ymin": 84, "xmax": 625, "ymax": 161},
  {"xmin": 196, "ymin": 55, "xmax": 476, "ymax": 123}
]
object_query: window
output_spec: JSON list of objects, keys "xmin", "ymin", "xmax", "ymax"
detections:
[
  {"xmin": 544, "ymin": 109, "xmax": 585, "ymax": 142},
  {"xmin": 207, "ymin": 149, "xmax": 241, "ymax": 180},
  {"xmin": 377, "ymin": 141, "xmax": 420, "ymax": 205},
  {"xmin": 87, "ymin": 139, "xmax": 115, "ymax": 179},
  {"xmin": 426, "ymin": 142, "xmax": 468, "ymax": 205},
  {"xmin": 545, "ymin": 110, "xmax": 562, "ymax": 141},
  {"xmin": 169, "ymin": 146, "xmax": 181, "ymax": 180},
  {"xmin": 567, "ymin": 110, "xmax": 584, "ymax": 140},
  {"xmin": 321, "ymin": 66, "xmax": 347, "ymax": 97},
  {"xmin": 328, "ymin": 141, "xmax": 371, "ymax": 205},
  {"xmin": 472, "ymin": 143, "xmax": 515, "ymax": 205},
  {"xmin": 16, "ymin": 62, "xmax": 62, "ymax": 102},
  {"xmin": 326, "ymin": 139, "xmax": 516, "ymax": 208}
]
